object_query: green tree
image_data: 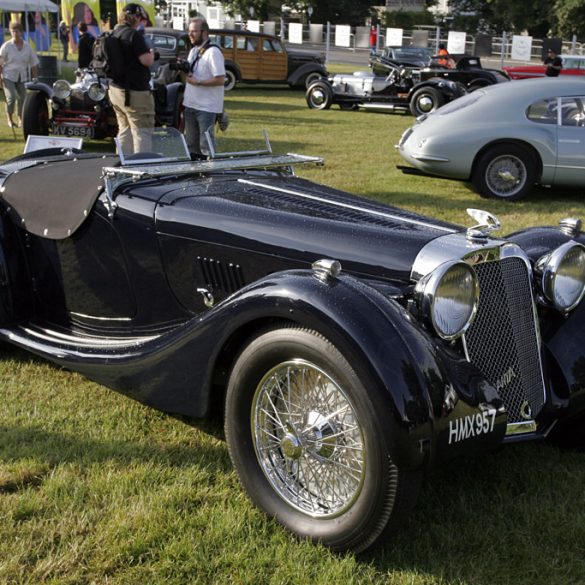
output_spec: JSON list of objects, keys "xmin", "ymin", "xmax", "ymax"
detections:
[
  {"xmin": 219, "ymin": 0, "xmax": 272, "ymax": 21},
  {"xmin": 309, "ymin": 0, "xmax": 378, "ymax": 25},
  {"xmin": 555, "ymin": 0, "xmax": 585, "ymax": 37},
  {"xmin": 447, "ymin": 0, "xmax": 554, "ymax": 35}
]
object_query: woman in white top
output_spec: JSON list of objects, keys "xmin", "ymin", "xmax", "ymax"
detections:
[{"xmin": 0, "ymin": 21, "xmax": 40, "ymax": 128}]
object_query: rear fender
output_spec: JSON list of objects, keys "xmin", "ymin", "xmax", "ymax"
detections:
[{"xmin": 287, "ymin": 63, "xmax": 327, "ymax": 86}]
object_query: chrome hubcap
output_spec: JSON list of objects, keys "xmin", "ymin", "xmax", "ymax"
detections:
[
  {"xmin": 417, "ymin": 95, "xmax": 434, "ymax": 112},
  {"xmin": 486, "ymin": 155, "xmax": 526, "ymax": 197},
  {"xmin": 252, "ymin": 360, "xmax": 365, "ymax": 518},
  {"xmin": 310, "ymin": 89, "xmax": 325, "ymax": 106}
]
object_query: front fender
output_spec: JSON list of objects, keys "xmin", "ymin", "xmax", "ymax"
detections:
[
  {"xmin": 411, "ymin": 78, "xmax": 462, "ymax": 99},
  {"xmin": 211, "ymin": 269, "xmax": 506, "ymax": 470},
  {"xmin": 25, "ymin": 81, "xmax": 53, "ymax": 99},
  {"xmin": 287, "ymin": 63, "xmax": 327, "ymax": 86}
]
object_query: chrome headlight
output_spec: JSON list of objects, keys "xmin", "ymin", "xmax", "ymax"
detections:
[
  {"xmin": 536, "ymin": 242, "xmax": 585, "ymax": 312},
  {"xmin": 52, "ymin": 79, "xmax": 71, "ymax": 100},
  {"xmin": 415, "ymin": 261, "xmax": 479, "ymax": 340},
  {"xmin": 87, "ymin": 82, "xmax": 107, "ymax": 102}
]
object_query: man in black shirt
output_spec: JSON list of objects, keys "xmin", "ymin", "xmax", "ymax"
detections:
[
  {"xmin": 77, "ymin": 22, "xmax": 94, "ymax": 69},
  {"xmin": 544, "ymin": 49, "xmax": 562, "ymax": 77},
  {"xmin": 108, "ymin": 3, "xmax": 154, "ymax": 154}
]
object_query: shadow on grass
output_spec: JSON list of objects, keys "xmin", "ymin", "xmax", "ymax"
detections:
[
  {"xmin": 0, "ymin": 345, "xmax": 230, "ymax": 474},
  {"xmin": 366, "ymin": 444, "xmax": 585, "ymax": 583}
]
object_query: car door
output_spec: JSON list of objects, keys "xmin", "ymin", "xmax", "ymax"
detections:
[
  {"xmin": 259, "ymin": 37, "xmax": 287, "ymax": 81},
  {"xmin": 556, "ymin": 96, "xmax": 585, "ymax": 186},
  {"xmin": 234, "ymin": 33, "xmax": 260, "ymax": 80}
]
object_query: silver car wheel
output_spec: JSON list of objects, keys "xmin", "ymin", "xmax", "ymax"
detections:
[
  {"xmin": 485, "ymin": 154, "xmax": 527, "ymax": 198},
  {"xmin": 252, "ymin": 359, "xmax": 366, "ymax": 518},
  {"xmin": 310, "ymin": 88, "xmax": 326, "ymax": 106}
]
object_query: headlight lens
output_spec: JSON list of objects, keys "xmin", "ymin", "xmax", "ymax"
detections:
[
  {"xmin": 52, "ymin": 79, "xmax": 71, "ymax": 100},
  {"xmin": 537, "ymin": 242, "xmax": 585, "ymax": 312},
  {"xmin": 415, "ymin": 261, "xmax": 479, "ymax": 340},
  {"xmin": 87, "ymin": 82, "xmax": 107, "ymax": 102}
]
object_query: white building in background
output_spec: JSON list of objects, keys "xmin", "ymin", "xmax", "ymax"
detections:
[{"xmin": 161, "ymin": 1, "xmax": 230, "ymax": 29}]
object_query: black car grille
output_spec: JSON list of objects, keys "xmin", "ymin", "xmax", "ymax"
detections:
[{"xmin": 463, "ymin": 257, "xmax": 545, "ymax": 425}]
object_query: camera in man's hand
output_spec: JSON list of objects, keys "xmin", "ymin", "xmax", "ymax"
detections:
[{"xmin": 169, "ymin": 59, "xmax": 191, "ymax": 73}]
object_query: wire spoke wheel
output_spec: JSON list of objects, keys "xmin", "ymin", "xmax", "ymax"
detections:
[
  {"xmin": 253, "ymin": 359, "xmax": 365, "ymax": 518},
  {"xmin": 225, "ymin": 326, "xmax": 422, "ymax": 552},
  {"xmin": 485, "ymin": 154, "xmax": 527, "ymax": 197},
  {"xmin": 473, "ymin": 144, "xmax": 537, "ymax": 200}
]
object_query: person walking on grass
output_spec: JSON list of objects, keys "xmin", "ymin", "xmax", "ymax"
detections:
[{"xmin": 0, "ymin": 21, "xmax": 39, "ymax": 128}]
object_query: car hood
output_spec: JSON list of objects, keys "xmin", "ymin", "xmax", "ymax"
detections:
[
  {"xmin": 150, "ymin": 172, "xmax": 460, "ymax": 284},
  {"xmin": 287, "ymin": 50, "xmax": 325, "ymax": 65}
]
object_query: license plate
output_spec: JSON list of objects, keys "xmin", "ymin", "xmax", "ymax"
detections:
[{"xmin": 53, "ymin": 125, "xmax": 95, "ymax": 138}]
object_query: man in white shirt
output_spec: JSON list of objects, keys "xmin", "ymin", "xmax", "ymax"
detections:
[{"xmin": 183, "ymin": 18, "xmax": 225, "ymax": 157}]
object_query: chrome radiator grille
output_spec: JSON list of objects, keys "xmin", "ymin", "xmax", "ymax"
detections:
[{"xmin": 463, "ymin": 257, "xmax": 545, "ymax": 424}]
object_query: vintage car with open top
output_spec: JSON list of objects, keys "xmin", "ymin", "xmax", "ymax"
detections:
[
  {"xmin": 1, "ymin": 129, "xmax": 585, "ymax": 552},
  {"xmin": 306, "ymin": 66, "xmax": 466, "ymax": 116}
]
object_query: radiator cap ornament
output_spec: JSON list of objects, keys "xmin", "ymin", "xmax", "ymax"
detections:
[{"xmin": 466, "ymin": 208, "xmax": 501, "ymax": 241}]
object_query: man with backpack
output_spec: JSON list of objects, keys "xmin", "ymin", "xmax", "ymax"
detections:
[
  {"xmin": 183, "ymin": 17, "xmax": 225, "ymax": 157},
  {"xmin": 107, "ymin": 3, "xmax": 155, "ymax": 154}
]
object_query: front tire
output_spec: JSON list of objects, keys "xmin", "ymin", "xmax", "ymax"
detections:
[
  {"xmin": 22, "ymin": 90, "xmax": 50, "ymax": 138},
  {"xmin": 409, "ymin": 86, "xmax": 444, "ymax": 116},
  {"xmin": 472, "ymin": 144, "xmax": 537, "ymax": 200},
  {"xmin": 225, "ymin": 325, "xmax": 420, "ymax": 553},
  {"xmin": 306, "ymin": 81, "xmax": 333, "ymax": 110}
]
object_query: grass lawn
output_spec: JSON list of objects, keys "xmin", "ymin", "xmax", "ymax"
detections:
[{"xmin": 1, "ymin": 71, "xmax": 585, "ymax": 584}]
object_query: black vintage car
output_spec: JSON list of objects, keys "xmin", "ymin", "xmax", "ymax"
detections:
[
  {"xmin": 306, "ymin": 67, "xmax": 466, "ymax": 116},
  {"xmin": 371, "ymin": 45, "xmax": 434, "ymax": 68},
  {"xmin": 22, "ymin": 27, "xmax": 190, "ymax": 141},
  {"xmin": 370, "ymin": 53, "xmax": 510, "ymax": 91},
  {"xmin": 22, "ymin": 68, "xmax": 184, "ymax": 140},
  {"xmin": 1, "ymin": 129, "xmax": 585, "ymax": 553}
]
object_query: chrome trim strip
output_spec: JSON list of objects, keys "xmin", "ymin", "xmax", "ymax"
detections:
[
  {"xmin": 506, "ymin": 421, "xmax": 537, "ymax": 435},
  {"xmin": 16, "ymin": 325, "xmax": 158, "ymax": 348},
  {"xmin": 70, "ymin": 311, "xmax": 132, "ymax": 322},
  {"xmin": 412, "ymin": 154, "xmax": 450, "ymax": 162},
  {"xmin": 238, "ymin": 179, "xmax": 457, "ymax": 234}
]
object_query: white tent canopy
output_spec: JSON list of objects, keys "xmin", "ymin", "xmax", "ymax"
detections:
[{"xmin": 0, "ymin": 1, "xmax": 58, "ymax": 12}]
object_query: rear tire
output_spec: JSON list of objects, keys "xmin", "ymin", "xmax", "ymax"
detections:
[
  {"xmin": 22, "ymin": 90, "xmax": 49, "ymax": 138},
  {"xmin": 472, "ymin": 144, "xmax": 537, "ymax": 200},
  {"xmin": 224, "ymin": 69, "xmax": 237, "ymax": 91},
  {"xmin": 304, "ymin": 71, "xmax": 322, "ymax": 88},
  {"xmin": 225, "ymin": 325, "xmax": 421, "ymax": 553},
  {"xmin": 306, "ymin": 82, "xmax": 333, "ymax": 110}
]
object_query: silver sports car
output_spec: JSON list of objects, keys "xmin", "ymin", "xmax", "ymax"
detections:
[{"xmin": 397, "ymin": 77, "xmax": 585, "ymax": 200}]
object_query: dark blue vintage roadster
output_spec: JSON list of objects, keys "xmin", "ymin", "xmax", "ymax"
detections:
[{"xmin": 1, "ymin": 129, "xmax": 585, "ymax": 552}]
